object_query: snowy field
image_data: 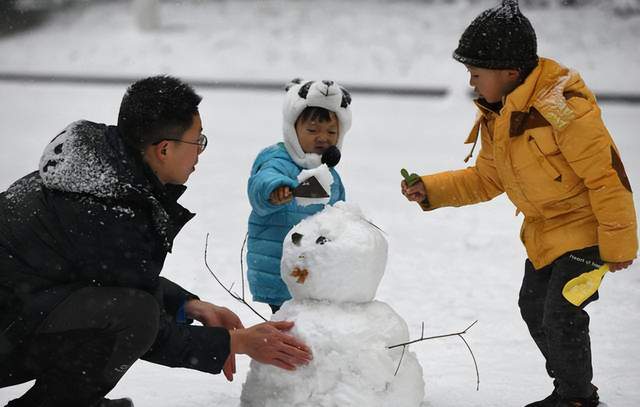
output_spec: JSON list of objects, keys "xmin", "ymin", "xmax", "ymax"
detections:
[
  {"xmin": 1, "ymin": 0, "xmax": 640, "ymax": 91},
  {"xmin": 1, "ymin": 1, "xmax": 640, "ymax": 406}
]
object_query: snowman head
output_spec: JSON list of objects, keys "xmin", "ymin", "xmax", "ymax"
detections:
[{"xmin": 281, "ymin": 202, "xmax": 388, "ymax": 303}]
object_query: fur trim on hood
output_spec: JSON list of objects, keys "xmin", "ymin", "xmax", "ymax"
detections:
[
  {"xmin": 38, "ymin": 120, "xmax": 184, "ymax": 251},
  {"xmin": 39, "ymin": 121, "xmax": 134, "ymax": 198},
  {"xmin": 282, "ymin": 79, "xmax": 352, "ymax": 169}
]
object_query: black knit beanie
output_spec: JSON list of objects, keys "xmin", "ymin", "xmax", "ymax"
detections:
[{"xmin": 453, "ymin": 0, "xmax": 538, "ymax": 72}]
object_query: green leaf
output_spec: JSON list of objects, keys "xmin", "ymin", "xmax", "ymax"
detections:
[{"xmin": 400, "ymin": 168, "xmax": 421, "ymax": 186}]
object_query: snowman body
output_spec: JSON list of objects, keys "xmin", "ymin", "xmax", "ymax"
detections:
[{"xmin": 241, "ymin": 203, "xmax": 425, "ymax": 406}]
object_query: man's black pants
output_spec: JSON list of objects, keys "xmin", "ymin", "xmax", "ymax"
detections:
[
  {"xmin": 3, "ymin": 287, "xmax": 160, "ymax": 407},
  {"xmin": 518, "ymin": 246, "xmax": 601, "ymax": 399}
]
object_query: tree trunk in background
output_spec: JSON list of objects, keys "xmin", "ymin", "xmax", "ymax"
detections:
[{"xmin": 133, "ymin": 0, "xmax": 160, "ymax": 30}]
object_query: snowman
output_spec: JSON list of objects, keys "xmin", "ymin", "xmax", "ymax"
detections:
[{"xmin": 240, "ymin": 202, "xmax": 425, "ymax": 407}]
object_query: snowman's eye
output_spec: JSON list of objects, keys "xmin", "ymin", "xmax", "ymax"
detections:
[
  {"xmin": 315, "ymin": 236, "xmax": 329, "ymax": 245},
  {"xmin": 292, "ymin": 233, "xmax": 303, "ymax": 246}
]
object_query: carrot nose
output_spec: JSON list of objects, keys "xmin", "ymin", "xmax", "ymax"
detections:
[{"xmin": 291, "ymin": 267, "xmax": 309, "ymax": 284}]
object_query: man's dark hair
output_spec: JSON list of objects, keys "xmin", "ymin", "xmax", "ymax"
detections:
[
  {"xmin": 118, "ymin": 75, "xmax": 202, "ymax": 150},
  {"xmin": 296, "ymin": 106, "xmax": 337, "ymax": 124}
]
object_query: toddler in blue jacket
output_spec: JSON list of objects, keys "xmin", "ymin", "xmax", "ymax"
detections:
[{"xmin": 247, "ymin": 79, "xmax": 352, "ymax": 313}]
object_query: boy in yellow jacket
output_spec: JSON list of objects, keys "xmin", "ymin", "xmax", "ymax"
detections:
[{"xmin": 401, "ymin": 1, "xmax": 637, "ymax": 406}]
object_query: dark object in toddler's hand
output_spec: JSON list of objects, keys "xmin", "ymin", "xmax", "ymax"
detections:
[{"xmin": 321, "ymin": 146, "xmax": 341, "ymax": 168}]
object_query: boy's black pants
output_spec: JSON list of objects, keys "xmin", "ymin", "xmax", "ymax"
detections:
[
  {"xmin": 3, "ymin": 287, "xmax": 160, "ymax": 407},
  {"xmin": 518, "ymin": 246, "xmax": 601, "ymax": 399}
]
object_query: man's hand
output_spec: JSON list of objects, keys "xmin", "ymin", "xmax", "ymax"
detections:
[
  {"xmin": 184, "ymin": 300, "xmax": 244, "ymax": 381},
  {"xmin": 269, "ymin": 186, "xmax": 293, "ymax": 205},
  {"xmin": 184, "ymin": 300, "xmax": 244, "ymax": 330},
  {"xmin": 230, "ymin": 321, "xmax": 312, "ymax": 371},
  {"xmin": 401, "ymin": 179, "xmax": 427, "ymax": 202},
  {"xmin": 608, "ymin": 260, "xmax": 634, "ymax": 272}
]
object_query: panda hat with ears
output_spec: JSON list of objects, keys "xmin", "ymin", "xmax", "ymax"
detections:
[{"xmin": 282, "ymin": 79, "xmax": 352, "ymax": 169}]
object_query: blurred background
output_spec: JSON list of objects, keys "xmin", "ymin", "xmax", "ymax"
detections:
[{"xmin": 1, "ymin": 0, "xmax": 640, "ymax": 92}]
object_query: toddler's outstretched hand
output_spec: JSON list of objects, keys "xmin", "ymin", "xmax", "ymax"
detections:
[
  {"xmin": 270, "ymin": 186, "xmax": 293, "ymax": 205},
  {"xmin": 401, "ymin": 179, "xmax": 427, "ymax": 203}
]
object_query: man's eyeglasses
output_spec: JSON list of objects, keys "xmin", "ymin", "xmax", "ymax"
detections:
[{"xmin": 155, "ymin": 133, "xmax": 208, "ymax": 154}]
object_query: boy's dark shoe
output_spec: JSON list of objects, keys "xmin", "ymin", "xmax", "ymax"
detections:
[
  {"xmin": 524, "ymin": 389, "xmax": 560, "ymax": 407},
  {"xmin": 525, "ymin": 386, "xmax": 599, "ymax": 407},
  {"xmin": 99, "ymin": 398, "xmax": 134, "ymax": 407}
]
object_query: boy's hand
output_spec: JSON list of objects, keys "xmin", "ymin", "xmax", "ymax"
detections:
[
  {"xmin": 401, "ymin": 179, "xmax": 427, "ymax": 202},
  {"xmin": 400, "ymin": 168, "xmax": 421, "ymax": 186},
  {"xmin": 608, "ymin": 260, "xmax": 633, "ymax": 272},
  {"xmin": 270, "ymin": 186, "xmax": 293, "ymax": 205}
]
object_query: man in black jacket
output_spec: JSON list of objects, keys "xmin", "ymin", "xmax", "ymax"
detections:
[{"xmin": 0, "ymin": 76, "xmax": 312, "ymax": 407}]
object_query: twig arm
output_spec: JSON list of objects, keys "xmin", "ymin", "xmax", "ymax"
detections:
[
  {"xmin": 203, "ymin": 233, "xmax": 268, "ymax": 322},
  {"xmin": 387, "ymin": 320, "xmax": 478, "ymax": 349},
  {"xmin": 458, "ymin": 333, "xmax": 480, "ymax": 391},
  {"xmin": 388, "ymin": 320, "xmax": 480, "ymax": 391}
]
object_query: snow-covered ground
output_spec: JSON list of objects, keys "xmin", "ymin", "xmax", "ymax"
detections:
[{"xmin": 1, "ymin": 1, "xmax": 639, "ymax": 406}]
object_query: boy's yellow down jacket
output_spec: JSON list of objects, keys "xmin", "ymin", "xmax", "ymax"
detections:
[{"xmin": 420, "ymin": 58, "xmax": 637, "ymax": 269}]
